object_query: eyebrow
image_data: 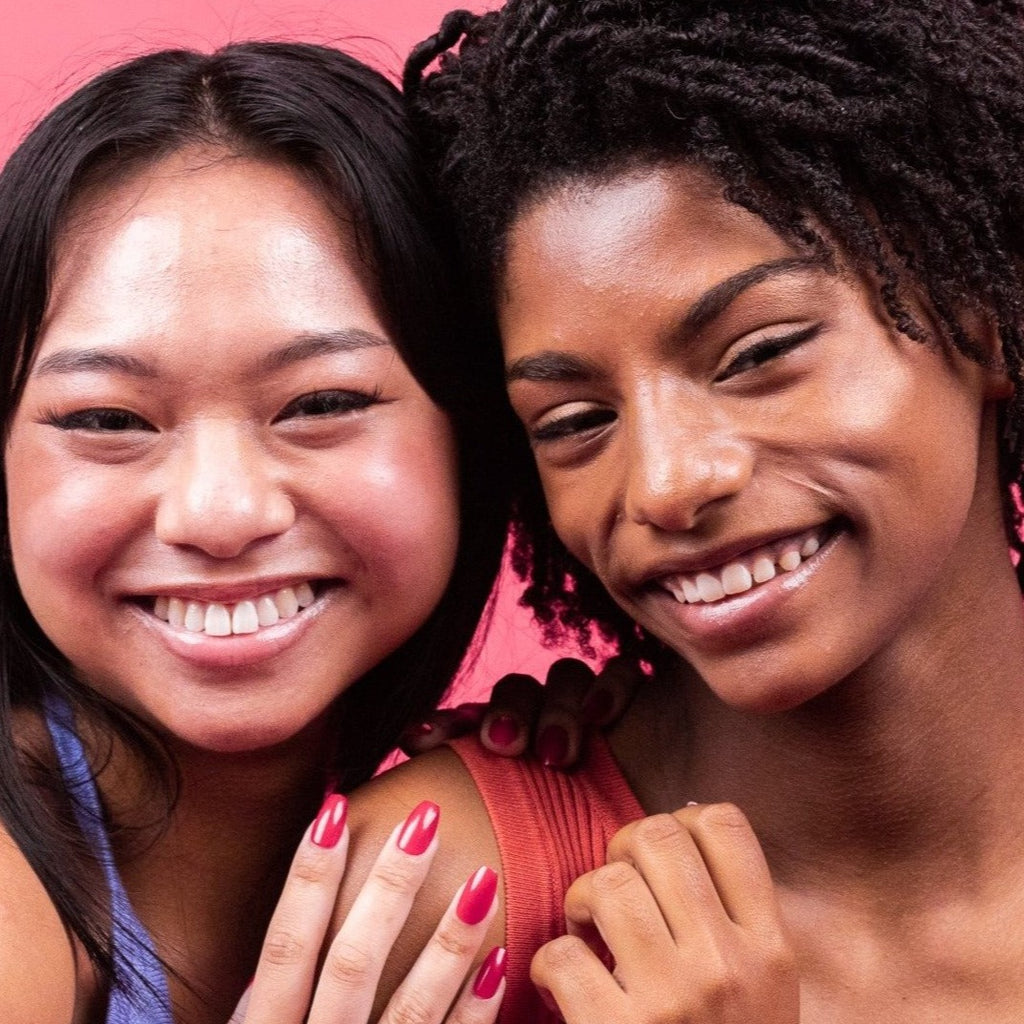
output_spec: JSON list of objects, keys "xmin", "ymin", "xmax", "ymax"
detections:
[
  {"xmin": 504, "ymin": 255, "xmax": 824, "ymax": 385},
  {"xmin": 32, "ymin": 328, "xmax": 392, "ymax": 379}
]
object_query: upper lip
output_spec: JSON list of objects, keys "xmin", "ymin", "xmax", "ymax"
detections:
[
  {"xmin": 632, "ymin": 523, "xmax": 831, "ymax": 587},
  {"xmin": 124, "ymin": 574, "xmax": 335, "ymax": 604}
]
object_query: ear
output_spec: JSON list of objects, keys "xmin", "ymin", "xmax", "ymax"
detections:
[{"xmin": 961, "ymin": 310, "xmax": 1015, "ymax": 400}]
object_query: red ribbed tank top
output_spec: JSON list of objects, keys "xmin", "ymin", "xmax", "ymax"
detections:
[{"xmin": 450, "ymin": 735, "xmax": 644, "ymax": 1023}]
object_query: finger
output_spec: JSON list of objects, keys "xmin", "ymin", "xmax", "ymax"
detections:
[
  {"xmin": 561, "ymin": 860, "xmax": 678, "ymax": 993},
  {"xmin": 306, "ymin": 800, "xmax": 440, "ymax": 1024},
  {"xmin": 400, "ymin": 705, "xmax": 487, "ymax": 756},
  {"xmin": 534, "ymin": 658, "xmax": 596, "ymax": 768},
  {"xmin": 677, "ymin": 802, "xmax": 783, "ymax": 935},
  {"xmin": 530, "ymin": 934, "xmax": 629, "ymax": 1024},
  {"xmin": 443, "ymin": 946, "xmax": 507, "ymax": 1024},
  {"xmin": 479, "ymin": 673, "xmax": 542, "ymax": 756},
  {"xmin": 379, "ymin": 865, "xmax": 500, "ymax": 1024},
  {"xmin": 604, "ymin": 811, "xmax": 733, "ymax": 951},
  {"xmin": 581, "ymin": 655, "xmax": 645, "ymax": 727},
  {"xmin": 242, "ymin": 794, "xmax": 350, "ymax": 1024}
]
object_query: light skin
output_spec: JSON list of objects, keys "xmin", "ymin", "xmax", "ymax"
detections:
[
  {"xmin": 342, "ymin": 162, "xmax": 1024, "ymax": 1022},
  {"xmin": 0, "ymin": 146, "xmax": 499, "ymax": 1024}
]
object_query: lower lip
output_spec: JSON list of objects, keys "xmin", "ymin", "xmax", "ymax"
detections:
[
  {"xmin": 129, "ymin": 590, "xmax": 337, "ymax": 670},
  {"xmin": 651, "ymin": 530, "xmax": 842, "ymax": 649}
]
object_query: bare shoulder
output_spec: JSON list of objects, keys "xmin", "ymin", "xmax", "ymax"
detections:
[
  {"xmin": 0, "ymin": 821, "xmax": 79, "ymax": 1023},
  {"xmin": 339, "ymin": 746, "xmax": 503, "ymax": 1012}
]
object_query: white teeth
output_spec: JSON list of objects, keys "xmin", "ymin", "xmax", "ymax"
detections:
[
  {"xmin": 695, "ymin": 573, "xmax": 726, "ymax": 603},
  {"xmin": 204, "ymin": 603, "xmax": 232, "ymax": 637},
  {"xmin": 665, "ymin": 528, "xmax": 828, "ymax": 606},
  {"xmin": 778, "ymin": 548, "xmax": 802, "ymax": 572},
  {"xmin": 168, "ymin": 597, "xmax": 186, "ymax": 628},
  {"xmin": 721, "ymin": 562, "xmax": 753, "ymax": 595},
  {"xmin": 152, "ymin": 582, "xmax": 319, "ymax": 636},
  {"xmin": 256, "ymin": 595, "xmax": 280, "ymax": 627},
  {"xmin": 275, "ymin": 587, "xmax": 299, "ymax": 619},
  {"xmin": 231, "ymin": 601, "xmax": 259, "ymax": 635}
]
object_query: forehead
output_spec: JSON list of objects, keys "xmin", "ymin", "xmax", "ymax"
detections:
[
  {"xmin": 499, "ymin": 163, "xmax": 796, "ymax": 340},
  {"xmin": 39, "ymin": 148, "xmax": 385, "ymax": 362}
]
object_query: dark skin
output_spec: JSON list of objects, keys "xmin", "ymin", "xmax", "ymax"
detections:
[{"xmin": 338, "ymin": 163, "xmax": 1024, "ymax": 1022}]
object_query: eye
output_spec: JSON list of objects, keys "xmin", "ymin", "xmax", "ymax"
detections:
[
  {"xmin": 532, "ymin": 403, "xmax": 615, "ymax": 443},
  {"xmin": 273, "ymin": 388, "xmax": 380, "ymax": 422},
  {"xmin": 715, "ymin": 323, "xmax": 821, "ymax": 382},
  {"xmin": 45, "ymin": 408, "xmax": 155, "ymax": 432}
]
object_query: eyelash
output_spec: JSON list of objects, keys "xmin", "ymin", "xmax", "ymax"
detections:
[
  {"xmin": 44, "ymin": 408, "xmax": 154, "ymax": 432},
  {"xmin": 272, "ymin": 388, "xmax": 381, "ymax": 422},
  {"xmin": 530, "ymin": 323, "xmax": 821, "ymax": 445},
  {"xmin": 715, "ymin": 323, "xmax": 821, "ymax": 382}
]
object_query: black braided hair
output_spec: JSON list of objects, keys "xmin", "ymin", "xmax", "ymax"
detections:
[{"xmin": 406, "ymin": 0, "xmax": 1024, "ymax": 652}]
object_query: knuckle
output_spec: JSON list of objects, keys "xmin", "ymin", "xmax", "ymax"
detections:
[
  {"xmin": 322, "ymin": 937, "xmax": 375, "ymax": 986},
  {"xmin": 287, "ymin": 846, "xmax": 333, "ymax": 887},
  {"xmin": 693, "ymin": 801, "xmax": 753, "ymax": 837},
  {"xmin": 385, "ymin": 992, "xmax": 436, "ymax": 1024},
  {"xmin": 260, "ymin": 927, "xmax": 308, "ymax": 968},
  {"xmin": 367, "ymin": 857, "xmax": 420, "ymax": 897},
  {"xmin": 532, "ymin": 934, "xmax": 591, "ymax": 977},
  {"xmin": 631, "ymin": 812, "xmax": 684, "ymax": 849},
  {"xmin": 585, "ymin": 860, "xmax": 638, "ymax": 897},
  {"xmin": 430, "ymin": 921, "xmax": 478, "ymax": 960}
]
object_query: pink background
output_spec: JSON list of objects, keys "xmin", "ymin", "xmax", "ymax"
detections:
[{"xmin": 0, "ymin": 0, "xmax": 577, "ymax": 703}]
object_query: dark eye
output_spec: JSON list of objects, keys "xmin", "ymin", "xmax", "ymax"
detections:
[
  {"xmin": 273, "ymin": 389, "xmax": 380, "ymax": 422},
  {"xmin": 47, "ymin": 408, "xmax": 155, "ymax": 432},
  {"xmin": 532, "ymin": 405, "xmax": 615, "ymax": 443},
  {"xmin": 716, "ymin": 323, "xmax": 821, "ymax": 382}
]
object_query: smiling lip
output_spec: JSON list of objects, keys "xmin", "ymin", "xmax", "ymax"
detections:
[{"xmin": 658, "ymin": 523, "xmax": 835, "ymax": 606}]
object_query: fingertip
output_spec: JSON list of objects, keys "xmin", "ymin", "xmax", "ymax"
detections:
[
  {"xmin": 480, "ymin": 711, "xmax": 528, "ymax": 756},
  {"xmin": 472, "ymin": 946, "xmax": 507, "ymax": 1000}
]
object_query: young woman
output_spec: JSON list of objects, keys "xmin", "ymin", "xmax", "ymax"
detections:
[
  {"xmin": 0, "ymin": 40, "xmax": 519, "ymax": 1023},
  {"xmin": 330, "ymin": 2, "xmax": 1024, "ymax": 1021}
]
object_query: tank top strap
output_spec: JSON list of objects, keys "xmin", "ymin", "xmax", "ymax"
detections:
[{"xmin": 43, "ymin": 693, "xmax": 174, "ymax": 1024}]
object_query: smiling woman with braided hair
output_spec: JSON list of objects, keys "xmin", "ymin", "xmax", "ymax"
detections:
[{"xmin": 326, "ymin": 2, "xmax": 1024, "ymax": 1021}]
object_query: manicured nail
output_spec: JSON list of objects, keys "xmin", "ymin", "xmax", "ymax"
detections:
[
  {"xmin": 397, "ymin": 800, "xmax": 440, "ymax": 855},
  {"xmin": 538, "ymin": 724, "xmax": 570, "ymax": 766},
  {"xmin": 407, "ymin": 721, "xmax": 435, "ymax": 737},
  {"xmin": 486, "ymin": 713, "xmax": 520, "ymax": 749},
  {"xmin": 582, "ymin": 686, "xmax": 615, "ymax": 723},
  {"xmin": 472, "ymin": 945, "xmax": 507, "ymax": 999},
  {"xmin": 457, "ymin": 865, "xmax": 498, "ymax": 924},
  {"xmin": 311, "ymin": 793, "xmax": 348, "ymax": 848}
]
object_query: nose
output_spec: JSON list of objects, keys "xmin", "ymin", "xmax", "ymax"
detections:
[
  {"xmin": 155, "ymin": 420, "xmax": 295, "ymax": 558},
  {"xmin": 622, "ymin": 388, "xmax": 753, "ymax": 532}
]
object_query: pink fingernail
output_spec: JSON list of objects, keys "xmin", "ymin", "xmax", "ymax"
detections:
[
  {"xmin": 486, "ymin": 713, "xmax": 520, "ymax": 748},
  {"xmin": 397, "ymin": 800, "xmax": 440, "ymax": 855},
  {"xmin": 472, "ymin": 945, "xmax": 507, "ymax": 999},
  {"xmin": 456, "ymin": 865, "xmax": 498, "ymax": 925},
  {"xmin": 538, "ymin": 724, "xmax": 569, "ymax": 766},
  {"xmin": 311, "ymin": 793, "xmax": 348, "ymax": 849}
]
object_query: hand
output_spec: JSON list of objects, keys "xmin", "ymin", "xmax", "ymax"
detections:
[
  {"xmin": 401, "ymin": 656, "xmax": 644, "ymax": 770},
  {"xmin": 232, "ymin": 795, "xmax": 506, "ymax": 1024},
  {"xmin": 531, "ymin": 803, "xmax": 798, "ymax": 1024}
]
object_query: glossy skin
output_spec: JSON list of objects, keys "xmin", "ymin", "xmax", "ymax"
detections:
[
  {"xmin": 6, "ymin": 148, "xmax": 460, "ymax": 756},
  {"xmin": 501, "ymin": 164, "xmax": 1007, "ymax": 715}
]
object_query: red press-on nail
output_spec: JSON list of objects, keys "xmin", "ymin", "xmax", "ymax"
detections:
[
  {"xmin": 472, "ymin": 945, "xmax": 507, "ymax": 1000},
  {"xmin": 486, "ymin": 713, "xmax": 520, "ymax": 749},
  {"xmin": 311, "ymin": 793, "xmax": 348, "ymax": 849},
  {"xmin": 538, "ymin": 724, "xmax": 570, "ymax": 767},
  {"xmin": 397, "ymin": 800, "xmax": 440, "ymax": 855},
  {"xmin": 456, "ymin": 865, "xmax": 498, "ymax": 925}
]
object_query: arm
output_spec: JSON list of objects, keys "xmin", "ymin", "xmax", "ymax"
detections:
[{"xmin": 0, "ymin": 825, "xmax": 80, "ymax": 1024}]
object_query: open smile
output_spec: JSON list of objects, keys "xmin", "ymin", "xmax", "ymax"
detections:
[
  {"xmin": 659, "ymin": 522, "xmax": 837, "ymax": 606},
  {"xmin": 146, "ymin": 580, "xmax": 328, "ymax": 638}
]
